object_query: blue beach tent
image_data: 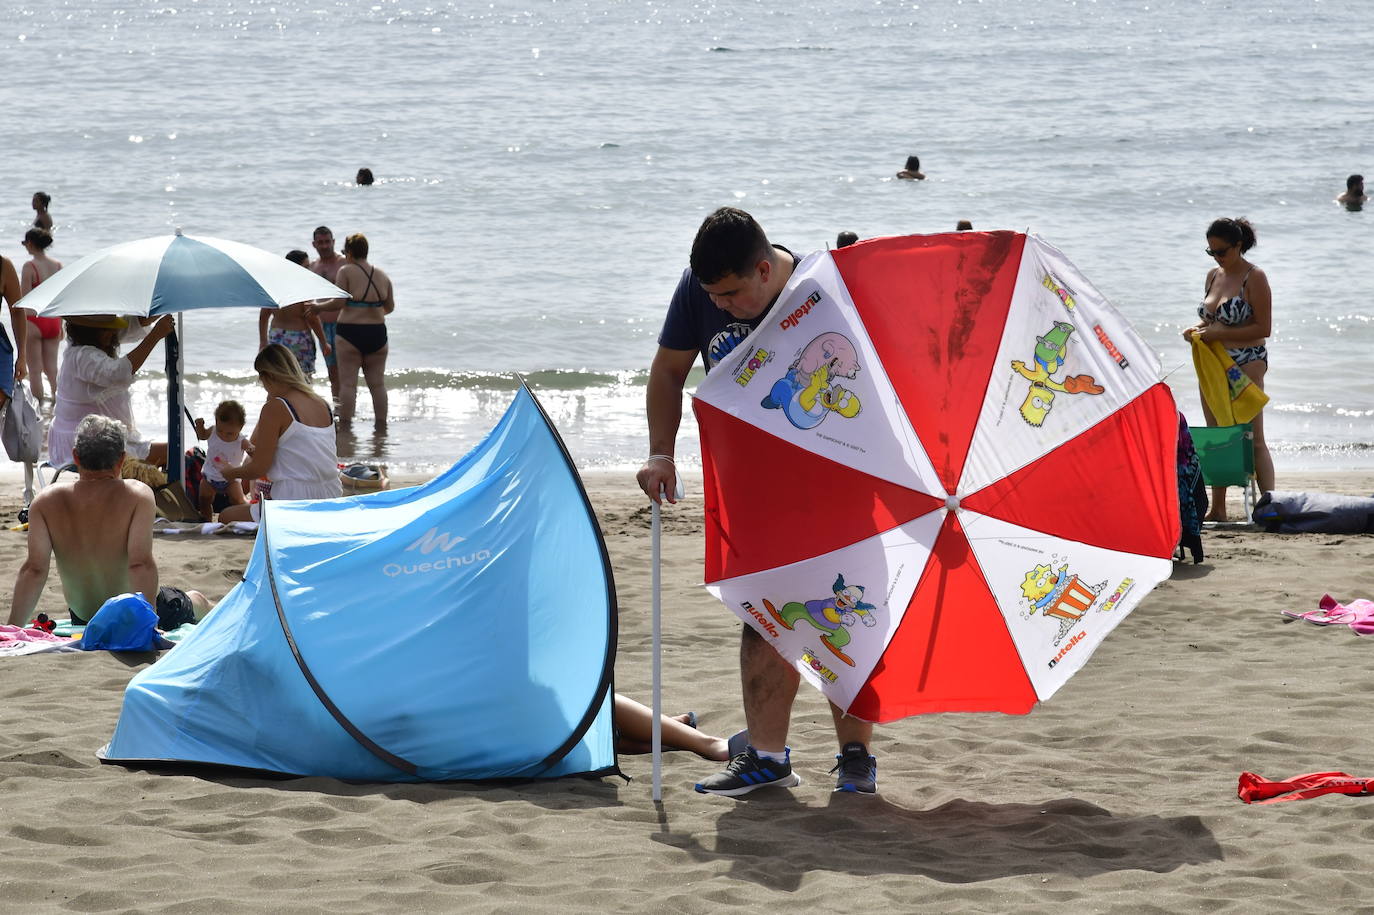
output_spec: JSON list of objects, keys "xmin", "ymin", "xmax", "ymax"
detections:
[{"xmin": 100, "ymin": 385, "xmax": 619, "ymax": 781}]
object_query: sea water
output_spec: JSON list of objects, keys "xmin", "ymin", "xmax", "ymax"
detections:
[{"xmin": 4, "ymin": 0, "xmax": 1373, "ymax": 474}]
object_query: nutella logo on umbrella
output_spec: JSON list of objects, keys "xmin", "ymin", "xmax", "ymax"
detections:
[
  {"xmin": 1046, "ymin": 630, "xmax": 1085, "ymax": 669},
  {"xmin": 740, "ymin": 600, "xmax": 779, "ymax": 637},
  {"xmin": 1093, "ymin": 324, "xmax": 1130, "ymax": 370},
  {"xmin": 779, "ymin": 290, "xmax": 823, "ymax": 330}
]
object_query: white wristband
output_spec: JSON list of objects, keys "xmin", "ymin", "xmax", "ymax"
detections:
[{"xmin": 646, "ymin": 454, "xmax": 675, "ymax": 464}]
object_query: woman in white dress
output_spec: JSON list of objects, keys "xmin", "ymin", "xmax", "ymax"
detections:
[
  {"xmin": 219, "ymin": 343, "xmax": 340, "ymax": 521},
  {"xmin": 47, "ymin": 314, "xmax": 175, "ymax": 468}
]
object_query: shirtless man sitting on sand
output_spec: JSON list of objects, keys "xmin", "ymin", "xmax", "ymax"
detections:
[{"xmin": 8, "ymin": 415, "xmax": 208, "ymax": 629}]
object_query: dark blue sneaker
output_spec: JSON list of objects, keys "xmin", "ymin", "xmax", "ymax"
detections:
[
  {"xmin": 830, "ymin": 742, "xmax": 877, "ymax": 794},
  {"xmin": 694, "ymin": 747, "xmax": 802, "ymax": 796}
]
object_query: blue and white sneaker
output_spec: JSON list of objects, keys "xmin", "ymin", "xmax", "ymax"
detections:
[
  {"xmin": 830, "ymin": 742, "xmax": 877, "ymax": 794},
  {"xmin": 694, "ymin": 747, "xmax": 802, "ymax": 796}
]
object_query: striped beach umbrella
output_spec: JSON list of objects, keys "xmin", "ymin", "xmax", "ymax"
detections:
[
  {"xmin": 25, "ymin": 229, "xmax": 346, "ymax": 318},
  {"xmin": 25, "ymin": 229, "xmax": 347, "ymax": 496},
  {"xmin": 692, "ymin": 231, "xmax": 1179, "ymax": 722}
]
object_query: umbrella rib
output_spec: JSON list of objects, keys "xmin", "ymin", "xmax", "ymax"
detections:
[{"xmin": 916, "ymin": 555, "xmax": 948, "ymax": 693}]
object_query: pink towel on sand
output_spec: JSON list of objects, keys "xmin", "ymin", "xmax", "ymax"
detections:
[{"xmin": 0, "ymin": 625, "xmax": 69, "ymax": 643}]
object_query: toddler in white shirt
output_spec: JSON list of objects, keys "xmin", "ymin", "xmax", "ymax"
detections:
[{"xmin": 193, "ymin": 400, "xmax": 253, "ymax": 520}]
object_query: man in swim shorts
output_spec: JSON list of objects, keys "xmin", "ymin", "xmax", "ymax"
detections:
[
  {"xmin": 8, "ymin": 415, "xmax": 208, "ymax": 629},
  {"xmin": 261, "ymin": 252, "xmax": 330, "ymax": 376},
  {"xmin": 309, "ymin": 226, "xmax": 347, "ymax": 399}
]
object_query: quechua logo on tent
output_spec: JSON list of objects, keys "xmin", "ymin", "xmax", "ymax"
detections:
[{"xmin": 383, "ymin": 526, "xmax": 492, "ymax": 578}]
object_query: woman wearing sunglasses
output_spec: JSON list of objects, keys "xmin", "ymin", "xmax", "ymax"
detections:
[{"xmin": 1182, "ymin": 216, "xmax": 1274, "ymax": 520}]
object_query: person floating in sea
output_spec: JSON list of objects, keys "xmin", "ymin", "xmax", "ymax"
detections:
[
  {"xmin": 9, "ymin": 414, "xmax": 210, "ymax": 628},
  {"xmin": 637, "ymin": 207, "xmax": 879, "ymax": 796},
  {"xmin": 1336, "ymin": 174, "xmax": 1366, "ymax": 210},
  {"xmin": 835, "ymin": 230, "xmax": 859, "ymax": 249},
  {"xmin": 308, "ymin": 226, "xmax": 347, "ymax": 401},
  {"xmin": 355, "ymin": 168, "xmax": 375, "ymax": 186},
  {"xmin": 956, "ymin": 219, "xmax": 973, "ymax": 231},
  {"xmin": 31, "ymin": 192, "xmax": 53, "ymax": 232},
  {"xmin": 896, "ymin": 155, "xmax": 925, "ymax": 180}
]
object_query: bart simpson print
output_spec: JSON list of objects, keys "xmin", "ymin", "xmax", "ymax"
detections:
[{"xmin": 1011, "ymin": 321, "xmax": 1105, "ymax": 426}]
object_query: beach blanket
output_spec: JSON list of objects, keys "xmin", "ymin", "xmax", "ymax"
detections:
[
  {"xmin": 1190, "ymin": 336, "xmax": 1268, "ymax": 425},
  {"xmin": 1239, "ymin": 770, "xmax": 1374, "ymax": 804},
  {"xmin": 152, "ymin": 519, "xmax": 259, "ymax": 536},
  {"xmin": 0, "ymin": 625, "xmax": 80, "ymax": 657}
]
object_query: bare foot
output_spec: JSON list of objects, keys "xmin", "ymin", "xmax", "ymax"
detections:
[{"xmin": 1203, "ymin": 512, "xmax": 1227, "ymax": 523}]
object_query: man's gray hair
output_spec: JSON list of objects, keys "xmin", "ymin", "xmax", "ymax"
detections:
[{"xmin": 73, "ymin": 415, "xmax": 127, "ymax": 471}]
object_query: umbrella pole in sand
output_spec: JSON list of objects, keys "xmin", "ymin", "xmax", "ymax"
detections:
[
  {"xmin": 650, "ymin": 472, "xmax": 683, "ymax": 802},
  {"xmin": 164, "ymin": 315, "xmax": 186, "ymax": 488},
  {"xmin": 651, "ymin": 491, "xmax": 664, "ymax": 802}
]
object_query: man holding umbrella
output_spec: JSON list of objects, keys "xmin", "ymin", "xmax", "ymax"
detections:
[{"xmin": 637, "ymin": 207, "xmax": 880, "ymax": 796}]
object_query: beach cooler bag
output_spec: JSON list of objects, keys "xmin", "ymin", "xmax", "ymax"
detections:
[{"xmin": 1252, "ymin": 490, "xmax": 1374, "ymax": 534}]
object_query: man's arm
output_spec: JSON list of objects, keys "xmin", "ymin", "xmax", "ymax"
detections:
[
  {"xmin": 9, "ymin": 502, "xmax": 53, "ymax": 626},
  {"xmin": 305, "ymin": 308, "xmax": 331, "ymax": 356},
  {"xmin": 125, "ymin": 485, "xmax": 158, "ymax": 602},
  {"xmin": 635, "ymin": 345, "xmax": 697, "ymax": 504}
]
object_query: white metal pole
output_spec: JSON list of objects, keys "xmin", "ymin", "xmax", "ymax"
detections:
[{"xmin": 651, "ymin": 490, "xmax": 664, "ymax": 802}]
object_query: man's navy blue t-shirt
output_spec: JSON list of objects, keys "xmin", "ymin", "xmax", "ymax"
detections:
[{"xmin": 657, "ymin": 246, "xmax": 797, "ymax": 372}]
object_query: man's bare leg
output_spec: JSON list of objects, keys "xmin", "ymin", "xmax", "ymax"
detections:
[
  {"xmin": 740, "ymin": 625, "xmax": 799, "ymax": 754},
  {"xmin": 829, "ymin": 702, "xmax": 873, "ymax": 749}
]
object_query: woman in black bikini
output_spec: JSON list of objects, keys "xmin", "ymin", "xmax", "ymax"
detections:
[
  {"xmin": 333, "ymin": 233, "xmax": 395, "ymax": 428},
  {"xmin": 1182, "ymin": 217, "xmax": 1275, "ymax": 520}
]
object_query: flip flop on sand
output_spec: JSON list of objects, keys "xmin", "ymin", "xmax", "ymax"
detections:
[
  {"xmin": 1281, "ymin": 594, "xmax": 1374, "ymax": 634},
  {"xmin": 1280, "ymin": 607, "xmax": 1354, "ymax": 626}
]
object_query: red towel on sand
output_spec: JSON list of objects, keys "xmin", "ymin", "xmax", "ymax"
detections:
[{"xmin": 1238, "ymin": 771, "xmax": 1374, "ymax": 804}]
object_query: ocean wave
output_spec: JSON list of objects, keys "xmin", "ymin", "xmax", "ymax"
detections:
[{"xmin": 169, "ymin": 367, "xmax": 659, "ymax": 392}]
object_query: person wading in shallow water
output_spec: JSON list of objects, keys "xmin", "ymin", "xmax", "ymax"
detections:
[{"xmin": 331, "ymin": 233, "xmax": 395, "ymax": 430}]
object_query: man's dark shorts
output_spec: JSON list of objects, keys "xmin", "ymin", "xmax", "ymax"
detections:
[{"xmin": 69, "ymin": 587, "xmax": 196, "ymax": 629}]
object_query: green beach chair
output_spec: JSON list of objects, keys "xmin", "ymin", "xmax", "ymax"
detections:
[{"xmin": 1189, "ymin": 423, "xmax": 1260, "ymax": 519}]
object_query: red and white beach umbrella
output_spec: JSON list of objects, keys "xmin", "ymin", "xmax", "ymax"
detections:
[{"xmin": 693, "ymin": 232, "xmax": 1178, "ymax": 722}]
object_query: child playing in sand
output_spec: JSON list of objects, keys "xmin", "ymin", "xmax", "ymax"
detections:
[{"xmin": 193, "ymin": 400, "xmax": 253, "ymax": 520}]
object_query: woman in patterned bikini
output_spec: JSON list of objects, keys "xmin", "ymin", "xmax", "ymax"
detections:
[{"xmin": 1182, "ymin": 217, "xmax": 1275, "ymax": 520}]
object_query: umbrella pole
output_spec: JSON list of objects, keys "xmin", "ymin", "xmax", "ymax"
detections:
[
  {"xmin": 651, "ymin": 492, "xmax": 663, "ymax": 802},
  {"xmin": 164, "ymin": 317, "xmax": 185, "ymax": 487}
]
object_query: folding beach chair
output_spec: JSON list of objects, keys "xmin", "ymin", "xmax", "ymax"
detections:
[{"xmin": 1188, "ymin": 423, "xmax": 1260, "ymax": 519}]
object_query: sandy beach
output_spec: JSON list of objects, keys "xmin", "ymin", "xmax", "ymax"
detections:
[{"xmin": 2, "ymin": 468, "xmax": 1373, "ymax": 913}]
